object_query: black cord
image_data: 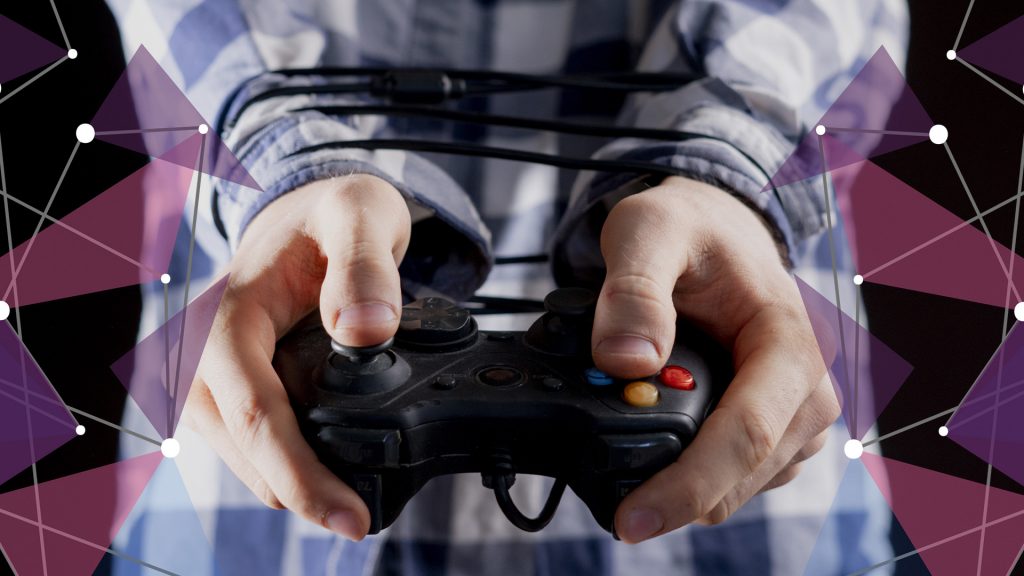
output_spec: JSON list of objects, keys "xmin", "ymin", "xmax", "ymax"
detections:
[
  {"xmin": 462, "ymin": 295, "xmax": 546, "ymax": 314},
  {"xmin": 296, "ymin": 104, "xmax": 700, "ymax": 141},
  {"xmin": 229, "ymin": 82, "xmax": 373, "ymax": 128},
  {"xmin": 271, "ymin": 67, "xmax": 696, "ymax": 92},
  {"xmin": 493, "ymin": 254, "xmax": 549, "ymax": 265},
  {"xmin": 285, "ymin": 139, "xmax": 695, "ymax": 180},
  {"xmin": 491, "ymin": 474, "xmax": 568, "ymax": 532}
]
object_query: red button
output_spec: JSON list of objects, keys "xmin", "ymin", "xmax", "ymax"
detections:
[{"xmin": 659, "ymin": 365, "xmax": 694, "ymax": 390}]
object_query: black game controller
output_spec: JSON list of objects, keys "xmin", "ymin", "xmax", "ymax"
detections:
[{"xmin": 273, "ymin": 288, "xmax": 731, "ymax": 536}]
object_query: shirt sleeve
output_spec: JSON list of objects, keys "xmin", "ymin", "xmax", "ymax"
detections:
[
  {"xmin": 105, "ymin": 0, "xmax": 492, "ymax": 300},
  {"xmin": 552, "ymin": 0, "xmax": 909, "ymax": 284}
]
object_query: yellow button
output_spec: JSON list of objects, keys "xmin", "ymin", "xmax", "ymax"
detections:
[{"xmin": 623, "ymin": 381, "xmax": 660, "ymax": 407}]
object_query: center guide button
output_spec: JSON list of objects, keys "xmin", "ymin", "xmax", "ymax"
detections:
[{"xmin": 477, "ymin": 365, "xmax": 525, "ymax": 388}]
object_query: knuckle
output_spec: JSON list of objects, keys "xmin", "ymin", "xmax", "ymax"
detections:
[
  {"xmin": 254, "ymin": 477, "xmax": 284, "ymax": 510},
  {"xmin": 226, "ymin": 394, "xmax": 271, "ymax": 454},
  {"xmin": 702, "ymin": 499, "xmax": 733, "ymax": 526},
  {"xmin": 602, "ymin": 273, "xmax": 671, "ymax": 312},
  {"xmin": 737, "ymin": 409, "xmax": 779, "ymax": 472}
]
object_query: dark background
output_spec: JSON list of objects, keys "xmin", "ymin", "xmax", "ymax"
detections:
[{"xmin": 1, "ymin": 1, "xmax": 1023, "ymax": 575}]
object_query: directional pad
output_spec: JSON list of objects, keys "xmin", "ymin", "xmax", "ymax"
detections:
[{"xmin": 397, "ymin": 297, "xmax": 477, "ymax": 349}]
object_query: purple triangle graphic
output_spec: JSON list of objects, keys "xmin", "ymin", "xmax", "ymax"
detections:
[
  {"xmin": 862, "ymin": 453, "xmax": 1024, "ymax": 576},
  {"xmin": 0, "ymin": 138, "xmax": 198, "ymax": 308},
  {"xmin": 959, "ymin": 14, "xmax": 1024, "ymax": 86},
  {"xmin": 947, "ymin": 323, "xmax": 1024, "ymax": 489},
  {"xmin": 0, "ymin": 322, "xmax": 77, "ymax": 487},
  {"xmin": 0, "ymin": 15, "xmax": 65, "ymax": 85},
  {"xmin": 91, "ymin": 45, "xmax": 261, "ymax": 191},
  {"xmin": 0, "ymin": 452, "xmax": 163, "ymax": 576},
  {"xmin": 795, "ymin": 276, "xmax": 913, "ymax": 440},
  {"xmin": 764, "ymin": 46, "xmax": 933, "ymax": 191},
  {"xmin": 111, "ymin": 276, "xmax": 229, "ymax": 438},
  {"xmin": 832, "ymin": 160, "xmax": 1024, "ymax": 309}
]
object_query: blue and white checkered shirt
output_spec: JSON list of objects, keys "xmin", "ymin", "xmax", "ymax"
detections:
[{"xmin": 106, "ymin": 0, "xmax": 909, "ymax": 574}]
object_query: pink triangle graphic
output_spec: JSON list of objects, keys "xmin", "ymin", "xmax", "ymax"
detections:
[
  {"xmin": 91, "ymin": 45, "xmax": 261, "ymax": 190},
  {"xmin": 832, "ymin": 159, "xmax": 1024, "ymax": 309},
  {"xmin": 0, "ymin": 137, "xmax": 198, "ymax": 308},
  {"xmin": 947, "ymin": 322, "xmax": 1024, "ymax": 489},
  {"xmin": 959, "ymin": 15, "xmax": 1024, "ymax": 86},
  {"xmin": 764, "ymin": 46, "xmax": 933, "ymax": 191},
  {"xmin": 0, "ymin": 452, "xmax": 163, "ymax": 576},
  {"xmin": 111, "ymin": 275, "xmax": 230, "ymax": 438},
  {"xmin": 0, "ymin": 322, "xmax": 78, "ymax": 487},
  {"xmin": 0, "ymin": 15, "xmax": 65, "ymax": 85},
  {"xmin": 862, "ymin": 453, "xmax": 1024, "ymax": 576},
  {"xmin": 795, "ymin": 276, "xmax": 913, "ymax": 440}
]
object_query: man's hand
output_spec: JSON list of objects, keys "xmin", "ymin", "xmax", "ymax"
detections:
[
  {"xmin": 185, "ymin": 174, "xmax": 410, "ymax": 541},
  {"xmin": 595, "ymin": 176, "xmax": 840, "ymax": 543}
]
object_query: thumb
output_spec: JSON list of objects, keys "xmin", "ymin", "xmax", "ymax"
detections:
[
  {"xmin": 314, "ymin": 176, "xmax": 411, "ymax": 347},
  {"xmin": 591, "ymin": 195, "xmax": 686, "ymax": 379}
]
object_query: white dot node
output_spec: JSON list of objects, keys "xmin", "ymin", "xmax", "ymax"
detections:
[
  {"xmin": 0, "ymin": 301, "xmax": 9, "ymax": 321},
  {"xmin": 67, "ymin": 49, "xmax": 78, "ymax": 60},
  {"xmin": 161, "ymin": 438, "xmax": 181, "ymax": 459},
  {"xmin": 76, "ymin": 123, "xmax": 95, "ymax": 144},
  {"xmin": 1014, "ymin": 302, "xmax": 1024, "ymax": 322},
  {"xmin": 198, "ymin": 123, "xmax": 209, "ymax": 134},
  {"xmin": 929, "ymin": 124, "xmax": 948, "ymax": 145},
  {"xmin": 75, "ymin": 425, "xmax": 86, "ymax": 436},
  {"xmin": 0, "ymin": 83, "xmax": 3, "ymax": 95},
  {"xmin": 946, "ymin": 50, "xmax": 956, "ymax": 61},
  {"xmin": 815, "ymin": 124, "xmax": 826, "ymax": 136},
  {"xmin": 843, "ymin": 439, "xmax": 864, "ymax": 460},
  {"xmin": 160, "ymin": 273, "xmax": 171, "ymax": 285},
  {"xmin": 938, "ymin": 426, "xmax": 949, "ymax": 437},
  {"xmin": 853, "ymin": 274, "xmax": 864, "ymax": 286}
]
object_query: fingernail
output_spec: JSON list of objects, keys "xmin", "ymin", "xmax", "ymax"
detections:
[
  {"xmin": 336, "ymin": 302, "xmax": 396, "ymax": 329},
  {"xmin": 325, "ymin": 509, "xmax": 362, "ymax": 540},
  {"xmin": 595, "ymin": 335, "xmax": 658, "ymax": 359},
  {"xmin": 622, "ymin": 508, "xmax": 664, "ymax": 543}
]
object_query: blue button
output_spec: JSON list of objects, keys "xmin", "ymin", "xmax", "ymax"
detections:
[{"xmin": 585, "ymin": 367, "xmax": 614, "ymax": 386}]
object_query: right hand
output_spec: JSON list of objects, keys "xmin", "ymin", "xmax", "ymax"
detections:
[{"xmin": 185, "ymin": 174, "xmax": 411, "ymax": 540}]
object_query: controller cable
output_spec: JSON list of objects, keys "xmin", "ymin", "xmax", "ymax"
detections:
[{"xmin": 482, "ymin": 452, "xmax": 568, "ymax": 532}]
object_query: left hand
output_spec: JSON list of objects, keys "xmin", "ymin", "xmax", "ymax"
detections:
[{"xmin": 593, "ymin": 176, "xmax": 840, "ymax": 543}]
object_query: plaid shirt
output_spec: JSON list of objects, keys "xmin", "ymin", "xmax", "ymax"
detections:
[{"xmin": 106, "ymin": 0, "xmax": 908, "ymax": 574}]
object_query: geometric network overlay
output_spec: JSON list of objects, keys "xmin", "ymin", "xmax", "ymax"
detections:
[
  {"xmin": 92, "ymin": 46, "xmax": 260, "ymax": 191},
  {"xmin": 0, "ymin": 15, "xmax": 65, "ymax": 86},
  {"xmin": 795, "ymin": 276, "xmax": 913, "ymax": 441},
  {"xmin": 958, "ymin": 14, "xmax": 1024, "ymax": 86},
  {"xmin": 0, "ymin": 321, "xmax": 77, "ymax": 488},
  {"xmin": 764, "ymin": 46, "xmax": 933, "ymax": 191},
  {"xmin": 2, "ymin": 8, "xmax": 256, "ymax": 573},
  {"xmin": 947, "ymin": 323, "xmax": 1024, "ymax": 490},
  {"xmin": 0, "ymin": 147, "xmax": 196, "ymax": 307},
  {"xmin": 111, "ymin": 275, "xmax": 230, "ymax": 440},
  {"xmin": 767, "ymin": 12, "xmax": 1024, "ymax": 570},
  {"xmin": 862, "ymin": 453, "xmax": 1024, "ymax": 576},
  {"xmin": 3, "ymin": 2, "xmax": 1024, "ymax": 576},
  {"xmin": 0, "ymin": 452, "xmax": 163, "ymax": 576},
  {"xmin": 831, "ymin": 159, "xmax": 1024, "ymax": 309}
]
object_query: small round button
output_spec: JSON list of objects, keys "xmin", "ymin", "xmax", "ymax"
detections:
[
  {"xmin": 542, "ymin": 377, "xmax": 565, "ymax": 391},
  {"xmin": 478, "ymin": 366, "xmax": 524, "ymax": 387},
  {"xmin": 623, "ymin": 381, "xmax": 660, "ymax": 407},
  {"xmin": 585, "ymin": 367, "xmax": 614, "ymax": 386},
  {"xmin": 434, "ymin": 375, "xmax": 457, "ymax": 390},
  {"xmin": 659, "ymin": 365, "xmax": 695, "ymax": 391}
]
